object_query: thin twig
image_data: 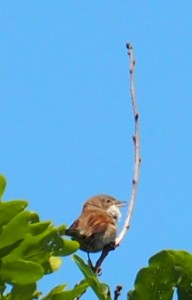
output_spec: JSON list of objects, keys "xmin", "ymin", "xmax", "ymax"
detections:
[
  {"xmin": 115, "ymin": 43, "xmax": 141, "ymax": 246},
  {"xmin": 94, "ymin": 43, "xmax": 141, "ymax": 272},
  {"xmin": 114, "ymin": 285, "xmax": 123, "ymax": 300}
]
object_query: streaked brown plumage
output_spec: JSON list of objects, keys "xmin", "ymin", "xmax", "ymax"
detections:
[{"xmin": 65, "ymin": 194, "xmax": 126, "ymax": 253}]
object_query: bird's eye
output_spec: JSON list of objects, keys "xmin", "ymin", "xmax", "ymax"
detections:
[{"xmin": 106, "ymin": 198, "xmax": 111, "ymax": 203}]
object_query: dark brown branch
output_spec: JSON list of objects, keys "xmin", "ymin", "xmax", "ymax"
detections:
[{"xmin": 114, "ymin": 285, "xmax": 123, "ymax": 300}]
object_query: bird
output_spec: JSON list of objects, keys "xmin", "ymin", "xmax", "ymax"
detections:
[{"xmin": 65, "ymin": 194, "xmax": 126, "ymax": 253}]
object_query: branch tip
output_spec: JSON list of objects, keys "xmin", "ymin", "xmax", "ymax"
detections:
[
  {"xmin": 126, "ymin": 42, "xmax": 131, "ymax": 50},
  {"xmin": 114, "ymin": 285, "xmax": 123, "ymax": 300}
]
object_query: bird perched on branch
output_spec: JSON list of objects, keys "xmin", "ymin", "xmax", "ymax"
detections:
[{"xmin": 65, "ymin": 194, "xmax": 126, "ymax": 253}]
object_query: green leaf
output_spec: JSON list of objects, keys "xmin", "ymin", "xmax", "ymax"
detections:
[
  {"xmin": 1, "ymin": 222, "xmax": 70, "ymax": 275},
  {"xmin": 41, "ymin": 284, "xmax": 67, "ymax": 300},
  {"xmin": 0, "ymin": 239, "xmax": 23, "ymax": 259},
  {"xmin": 29, "ymin": 221, "xmax": 51, "ymax": 235},
  {"xmin": 49, "ymin": 256, "xmax": 62, "ymax": 272},
  {"xmin": 128, "ymin": 251, "xmax": 176, "ymax": 300},
  {"xmin": 169, "ymin": 250, "xmax": 192, "ymax": 299},
  {"xmin": 1, "ymin": 224, "xmax": 56, "ymax": 272},
  {"xmin": 73, "ymin": 254, "xmax": 112, "ymax": 300},
  {"xmin": 0, "ymin": 200, "xmax": 28, "ymax": 227},
  {"xmin": 128, "ymin": 250, "xmax": 192, "ymax": 300},
  {"xmin": 42, "ymin": 281, "xmax": 89, "ymax": 300},
  {"xmin": 0, "ymin": 174, "xmax": 6, "ymax": 199},
  {"xmin": 53, "ymin": 238, "xmax": 79, "ymax": 256},
  {"xmin": 0, "ymin": 211, "xmax": 39, "ymax": 249},
  {"xmin": 57, "ymin": 224, "xmax": 67, "ymax": 236},
  {"xmin": 0, "ymin": 259, "xmax": 44, "ymax": 284},
  {"xmin": 10, "ymin": 283, "xmax": 38, "ymax": 300}
]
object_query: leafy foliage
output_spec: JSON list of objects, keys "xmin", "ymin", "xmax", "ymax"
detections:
[
  {"xmin": 73, "ymin": 254, "xmax": 112, "ymax": 300},
  {"xmin": 128, "ymin": 250, "xmax": 192, "ymax": 300},
  {"xmin": 41, "ymin": 282, "xmax": 89, "ymax": 300},
  {"xmin": 1, "ymin": 174, "xmax": 192, "ymax": 300},
  {"xmin": 0, "ymin": 174, "xmax": 79, "ymax": 299}
]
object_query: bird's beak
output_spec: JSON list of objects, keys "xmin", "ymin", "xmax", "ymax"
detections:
[{"xmin": 116, "ymin": 200, "xmax": 127, "ymax": 207}]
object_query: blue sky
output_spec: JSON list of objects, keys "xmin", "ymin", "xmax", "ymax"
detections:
[{"xmin": 1, "ymin": 1, "xmax": 192, "ymax": 299}]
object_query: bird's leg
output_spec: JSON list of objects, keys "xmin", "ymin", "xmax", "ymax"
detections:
[
  {"xmin": 87, "ymin": 252, "xmax": 102, "ymax": 275},
  {"xmin": 94, "ymin": 241, "xmax": 116, "ymax": 275},
  {"xmin": 87, "ymin": 252, "xmax": 94, "ymax": 270}
]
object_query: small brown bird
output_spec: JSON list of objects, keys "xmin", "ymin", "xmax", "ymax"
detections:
[{"xmin": 65, "ymin": 194, "xmax": 126, "ymax": 253}]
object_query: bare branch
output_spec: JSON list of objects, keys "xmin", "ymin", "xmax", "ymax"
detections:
[
  {"xmin": 94, "ymin": 42, "xmax": 141, "ymax": 272},
  {"xmin": 115, "ymin": 43, "xmax": 141, "ymax": 246},
  {"xmin": 114, "ymin": 285, "xmax": 123, "ymax": 300}
]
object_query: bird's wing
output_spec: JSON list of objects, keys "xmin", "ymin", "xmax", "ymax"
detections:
[
  {"xmin": 83, "ymin": 211, "xmax": 115, "ymax": 237},
  {"xmin": 65, "ymin": 211, "xmax": 115, "ymax": 238},
  {"xmin": 65, "ymin": 219, "xmax": 80, "ymax": 236}
]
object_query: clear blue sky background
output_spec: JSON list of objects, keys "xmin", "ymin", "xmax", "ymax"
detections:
[{"xmin": 1, "ymin": 1, "xmax": 192, "ymax": 299}]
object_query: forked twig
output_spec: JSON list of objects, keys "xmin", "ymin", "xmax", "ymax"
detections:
[{"xmin": 94, "ymin": 42, "xmax": 141, "ymax": 272}]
